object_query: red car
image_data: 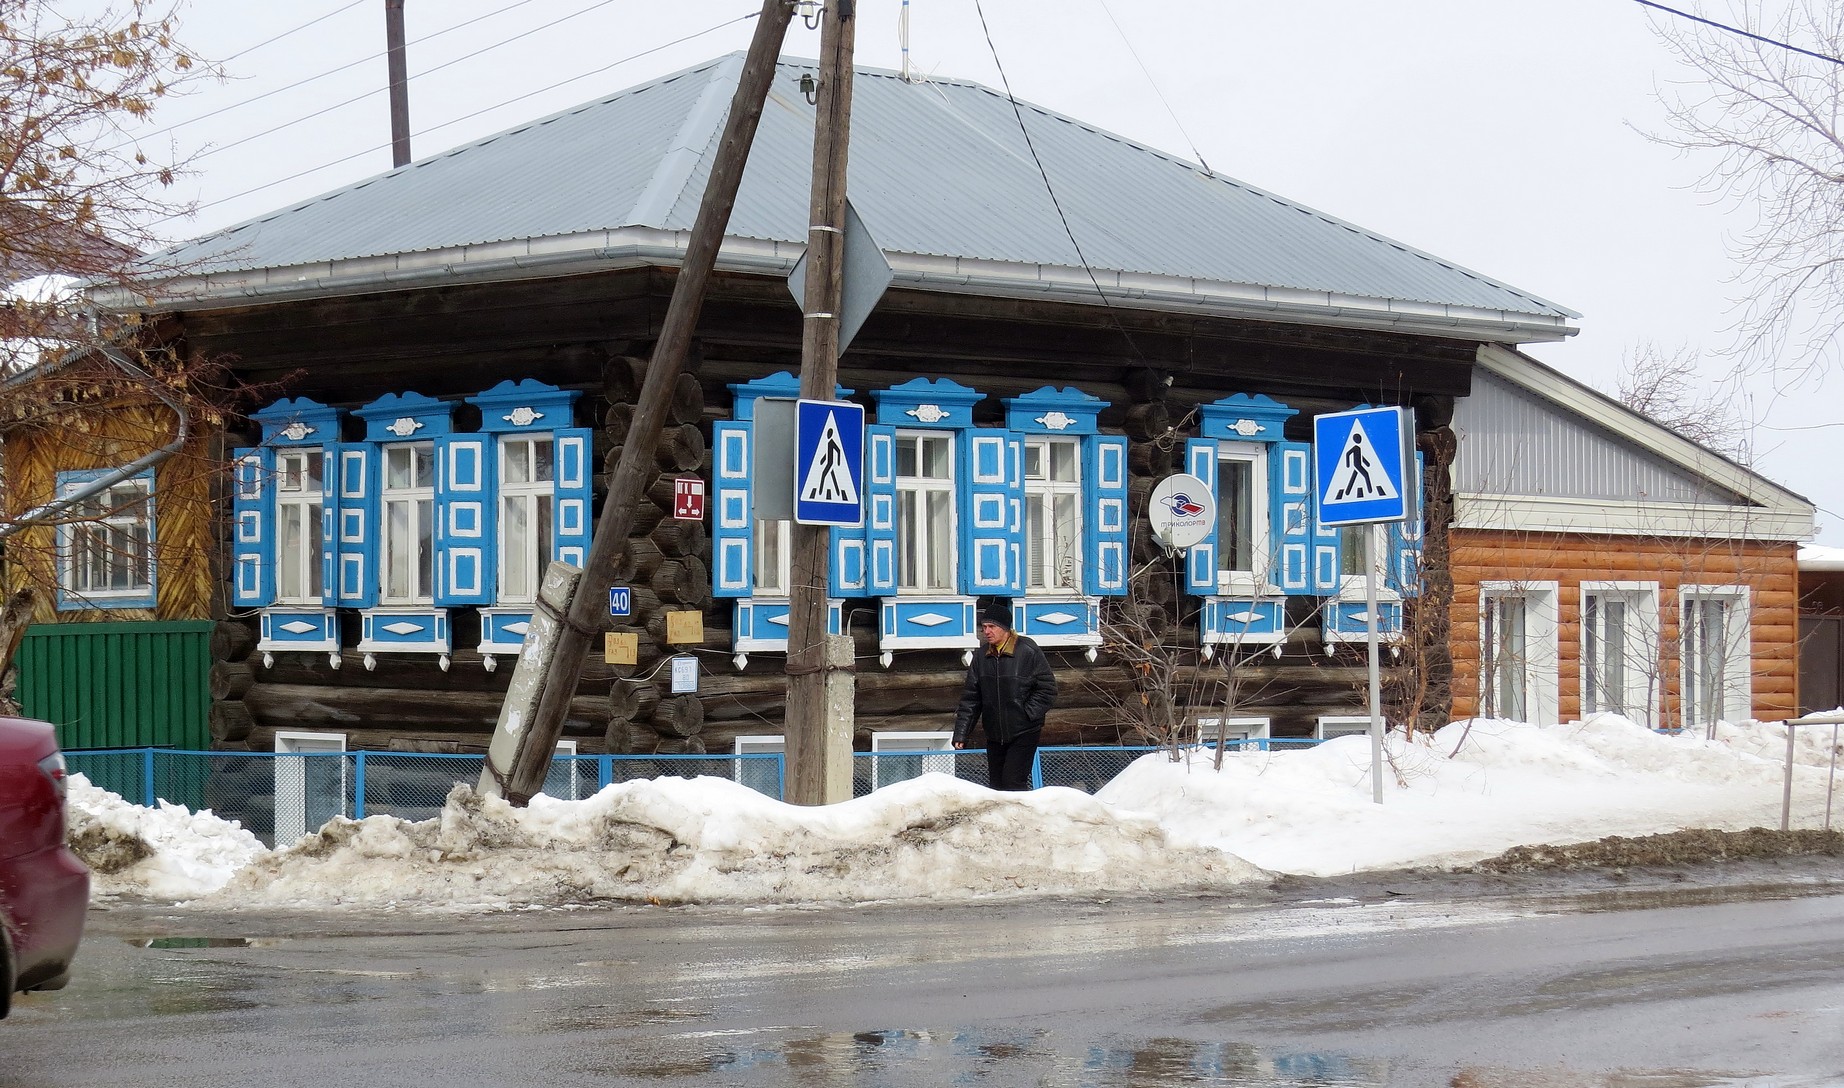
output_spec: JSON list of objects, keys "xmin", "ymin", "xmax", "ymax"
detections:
[{"xmin": 0, "ymin": 716, "xmax": 90, "ymax": 1018}]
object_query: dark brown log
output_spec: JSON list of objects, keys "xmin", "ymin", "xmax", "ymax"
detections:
[
  {"xmin": 605, "ymin": 355, "xmax": 648, "ymax": 403},
  {"xmin": 655, "ymin": 423, "xmax": 705, "ymax": 472},
  {"xmin": 652, "ymin": 516, "xmax": 708, "ymax": 559},
  {"xmin": 667, "ymin": 372, "xmax": 705, "ymax": 425},
  {"xmin": 210, "ymin": 661, "xmax": 255, "ymax": 701},
  {"xmin": 654, "ymin": 737, "xmax": 707, "ymax": 756},
  {"xmin": 651, "ymin": 694, "xmax": 706, "ymax": 737},
  {"xmin": 1129, "ymin": 439, "xmax": 1178, "ymax": 478},
  {"xmin": 607, "ymin": 679, "xmax": 663, "ymax": 724},
  {"xmin": 603, "ymin": 401, "xmax": 635, "ymax": 445},
  {"xmin": 618, "ymin": 537, "xmax": 669, "ymax": 581},
  {"xmin": 244, "ymin": 682, "xmax": 605, "ymax": 737},
  {"xmin": 1123, "ymin": 368, "xmax": 1174, "ymax": 403},
  {"xmin": 1122, "ymin": 402, "xmax": 1171, "ymax": 441},
  {"xmin": 650, "ymin": 557, "xmax": 712, "ymax": 610},
  {"xmin": 209, "ymin": 701, "xmax": 255, "ymax": 743},
  {"xmin": 212, "ymin": 620, "xmax": 256, "ymax": 663}
]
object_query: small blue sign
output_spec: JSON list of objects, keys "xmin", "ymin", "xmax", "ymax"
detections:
[
  {"xmin": 608, "ymin": 586, "xmax": 632, "ymax": 618},
  {"xmin": 1313, "ymin": 406, "xmax": 1412, "ymax": 526},
  {"xmin": 794, "ymin": 398, "xmax": 865, "ymax": 526}
]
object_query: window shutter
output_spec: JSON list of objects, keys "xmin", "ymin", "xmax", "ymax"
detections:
[
  {"xmin": 231, "ymin": 447, "xmax": 276, "ymax": 607},
  {"xmin": 960, "ymin": 430, "xmax": 1023, "ymax": 595},
  {"xmin": 1311, "ymin": 500, "xmax": 1343, "ymax": 595},
  {"xmin": 435, "ymin": 435, "xmax": 495, "ymax": 606},
  {"xmin": 1268, "ymin": 441, "xmax": 1313, "ymax": 595},
  {"xmin": 1184, "ymin": 438, "xmax": 1218, "ymax": 594},
  {"xmin": 335, "ymin": 443, "xmax": 378, "ymax": 608},
  {"xmin": 1084, "ymin": 435, "xmax": 1129, "ymax": 596},
  {"xmin": 713, "ymin": 422, "xmax": 753, "ymax": 597},
  {"xmin": 552, "ymin": 428, "xmax": 593, "ymax": 569},
  {"xmin": 859, "ymin": 424, "xmax": 899, "ymax": 595},
  {"xmin": 1387, "ymin": 451, "xmax": 1426, "ymax": 596},
  {"xmin": 319, "ymin": 448, "xmax": 338, "ymax": 607}
]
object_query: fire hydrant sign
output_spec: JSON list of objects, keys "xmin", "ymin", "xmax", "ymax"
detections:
[
  {"xmin": 673, "ymin": 476, "xmax": 706, "ymax": 520},
  {"xmin": 1313, "ymin": 406, "xmax": 1412, "ymax": 526}
]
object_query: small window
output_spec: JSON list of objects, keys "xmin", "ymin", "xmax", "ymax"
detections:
[
  {"xmin": 380, "ymin": 441, "xmax": 436, "ymax": 604},
  {"xmin": 1214, "ymin": 446, "xmax": 1266, "ymax": 584},
  {"xmin": 498, "ymin": 434, "xmax": 555, "ymax": 604},
  {"xmin": 1023, "ymin": 436, "xmax": 1082, "ymax": 593},
  {"xmin": 57, "ymin": 470, "xmax": 155, "ymax": 609},
  {"xmin": 895, "ymin": 432, "xmax": 956, "ymax": 592},
  {"xmin": 1582, "ymin": 584, "xmax": 1659, "ymax": 726},
  {"xmin": 275, "ymin": 449, "xmax": 325, "ymax": 604},
  {"xmin": 1479, "ymin": 582, "xmax": 1559, "ymax": 725},
  {"xmin": 1191, "ymin": 716, "xmax": 1272, "ymax": 749},
  {"xmin": 1681, "ymin": 587, "xmax": 1751, "ymax": 730},
  {"xmin": 869, "ymin": 730, "xmax": 956, "ymax": 789},
  {"xmin": 733, "ymin": 735, "xmax": 786, "ymax": 798},
  {"xmin": 1315, "ymin": 715, "xmax": 1372, "ymax": 741}
]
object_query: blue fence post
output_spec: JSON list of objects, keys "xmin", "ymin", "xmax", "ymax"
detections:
[
  {"xmin": 599, "ymin": 754, "xmax": 613, "ymax": 791},
  {"xmin": 142, "ymin": 748, "xmax": 156, "ymax": 807},
  {"xmin": 354, "ymin": 751, "xmax": 367, "ymax": 819},
  {"xmin": 777, "ymin": 753, "xmax": 786, "ymax": 801},
  {"xmin": 1030, "ymin": 750, "xmax": 1043, "ymax": 790}
]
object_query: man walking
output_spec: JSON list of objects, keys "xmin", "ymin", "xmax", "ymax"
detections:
[{"xmin": 952, "ymin": 600, "xmax": 1056, "ymax": 791}]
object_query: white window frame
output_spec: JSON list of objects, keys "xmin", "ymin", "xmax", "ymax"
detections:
[
  {"xmin": 1680, "ymin": 584, "xmax": 1752, "ymax": 731},
  {"xmin": 753, "ymin": 518, "xmax": 791, "ymax": 595},
  {"xmin": 56, "ymin": 471, "xmax": 155, "ymax": 607},
  {"xmin": 869, "ymin": 730, "xmax": 956, "ymax": 788},
  {"xmin": 1478, "ymin": 581, "xmax": 1559, "ymax": 725},
  {"xmin": 733, "ymin": 735, "xmax": 786, "ymax": 797},
  {"xmin": 895, "ymin": 430, "xmax": 957, "ymax": 594},
  {"xmin": 273, "ymin": 730, "xmax": 347, "ymax": 845},
  {"xmin": 274, "ymin": 448, "xmax": 326, "ymax": 605},
  {"xmin": 496, "ymin": 433, "xmax": 555, "ymax": 605},
  {"xmin": 379, "ymin": 440, "xmax": 437, "ymax": 606},
  {"xmin": 1022, "ymin": 435, "xmax": 1083, "ymax": 594},
  {"xmin": 1334, "ymin": 523, "xmax": 1397, "ymax": 603},
  {"xmin": 1190, "ymin": 716, "xmax": 1272, "ymax": 749},
  {"xmin": 1215, "ymin": 441, "xmax": 1270, "ymax": 595},
  {"xmin": 1580, "ymin": 581, "xmax": 1660, "ymax": 727},
  {"xmin": 1315, "ymin": 715, "xmax": 1372, "ymax": 741}
]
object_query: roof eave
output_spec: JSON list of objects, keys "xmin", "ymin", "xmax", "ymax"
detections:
[{"xmin": 103, "ymin": 228, "xmax": 1578, "ymax": 346}]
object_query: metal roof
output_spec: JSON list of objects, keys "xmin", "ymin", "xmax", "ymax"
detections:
[{"xmin": 147, "ymin": 55, "xmax": 1577, "ymax": 343}]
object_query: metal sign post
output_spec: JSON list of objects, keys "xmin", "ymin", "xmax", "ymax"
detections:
[{"xmin": 1313, "ymin": 406, "xmax": 1414, "ymax": 805}]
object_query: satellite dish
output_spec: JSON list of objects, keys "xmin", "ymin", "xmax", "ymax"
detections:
[{"xmin": 1147, "ymin": 473, "xmax": 1216, "ymax": 552}]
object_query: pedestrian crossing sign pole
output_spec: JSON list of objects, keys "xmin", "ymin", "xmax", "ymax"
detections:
[
  {"xmin": 1313, "ymin": 405, "xmax": 1415, "ymax": 807},
  {"xmin": 793, "ymin": 398, "xmax": 865, "ymax": 527}
]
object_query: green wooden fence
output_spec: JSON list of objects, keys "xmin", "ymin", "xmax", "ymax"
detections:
[{"xmin": 14, "ymin": 620, "xmax": 213, "ymax": 750}]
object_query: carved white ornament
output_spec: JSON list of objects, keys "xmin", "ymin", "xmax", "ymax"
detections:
[
  {"xmin": 503, "ymin": 406, "xmax": 544, "ymax": 427},
  {"xmin": 767, "ymin": 613, "xmax": 790, "ymax": 627},
  {"xmin": 382, "ymin": 620, "xmax": 426, "ymax": 636},
  {"xmin": 385, "ymin": 417, "xmax": 423, "ymax": 437},
  {"xmin": 279, "ymin": 620, "xmax": 319, "ymax": 634},
  {"xmin": 1037, "ymin": 610, "xmax": 1079, "ymax": 625},
  {"xmin": 1231, "ymin": 418, "xmax": 1263, "ymax": 437},
  {"xmin": 1035, "ymin": 411, "xmax": 1077, "ymax": 431},
  {"xmin": 280, "ymin": 422, "xmax": 315, "ymax": 441},
  {"xmin": 909, "ymin": 612, "xmax": 953, "ymax": 627},
  {"xmin": 503, "ymin": 621, "xmax": 530, "ymax": 636},
  {"xmin": 907, "ymin": 404, "xmax": 950, "ymax": 424}
]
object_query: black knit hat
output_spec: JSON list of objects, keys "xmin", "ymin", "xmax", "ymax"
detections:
[{"xmin": 977, "ymin": 599, "xmax": 1013, "ymax": 629}]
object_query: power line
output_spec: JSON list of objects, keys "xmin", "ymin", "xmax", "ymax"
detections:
[
  {"xmin": 220, "ymin": 0, "xmax": 368, "ymax": 63},
  {"xmin": 158, "ymin": 10, "xmax": 759, "ymax": 231},
  {"xmin": 1633, "ymin": 0, "xmax": 1844, "ymax": 66},
  {"xmin": 1092, "ymin": 0, "xmax": 1212, "ymax": 176}
]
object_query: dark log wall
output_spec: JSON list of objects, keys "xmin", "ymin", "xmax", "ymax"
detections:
[{"xmin": 182, "ymin": 268, "xmax": 1468, "ymax": 754}]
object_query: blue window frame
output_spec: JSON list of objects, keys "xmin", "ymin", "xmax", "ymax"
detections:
[{"xmin": 54, "ymin": 468, "xmax": 156, "ymax": 611}]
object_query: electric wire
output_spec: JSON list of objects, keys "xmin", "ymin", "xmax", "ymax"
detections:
[
  {"xmin": 1092, "ymin": 0, "xmax": 1212, "ymax": 175},
  {"xmin": 1633, "ymin": 0, "xmax": 1844, "ymax": 66},
  {"xmin": 155, "ymin": 9, "xmax": 757, "ymax": 229}
]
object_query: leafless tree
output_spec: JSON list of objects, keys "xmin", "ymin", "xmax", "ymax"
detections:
[
  {"xmin": 1615, "ymin": 341, "xmax": 1749, "ymax": 459},
  {"xmin": 1649, "ymin": 1, "xmax": 1844, "ymax": 374}
]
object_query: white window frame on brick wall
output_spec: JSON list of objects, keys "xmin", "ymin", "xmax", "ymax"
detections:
[
  {"xmin": 1479, "ymin": 581, "xmax": 1559, "ymax": 725},
  {"xmin": 1680, "ymin": 584, "xmax": 1752, "ymax": 731},
  {"xmin": 1581, "ymin": 581, "xmax": 1661, "ymax": 727}
]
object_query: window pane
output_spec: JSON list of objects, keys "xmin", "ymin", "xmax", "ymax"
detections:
[
  {"xmin": 416, "ymin": 499, "xmax": 434, "ymax": 596},
  {"xmin": 503, "ymin": 494, "xmax": 532, "ymax": 600},
  {"xmin": 1052, "ymin": 492, "xmax": 1079, "ymax": 587},
  {"xmin": 1024, "ymin": 443, "xmax": 1045, "ymax": 480},
  {"xmin": 534, "ymin": 437, "xmax": 554, "ymax": 483},
  {"xmin": 922, "ymin": 436, "xmax": 951, "ymax": 479},
  {"xmin": 925, "ymin": 491, "xmax": 953, "ymax": 589},
  {"xmin": 1049, "ymin": 441, "xmax": 1078, "ymax": 482},
  {"xmin": 898, "ymin": 491, "xmax": 919, "ymax": 588},
  {"xmin": 280, "ymin": 507, "xmax": 304, "ymax": 600},
  {"xmin": 754, "ymin": 520, "xmax": 786, "ymax": 593},
  {"xmin": 1027, "ymin": 494, "xmax": 1047, "ymax": 589},
  {"xmin": 1218, "ymin": 460, "xmax": 1253, "ymax": 573},
  {"xmin": 504, "ymin": 441, "xmax": 531, "ymax": 485},
  {"xmin": 387, "ymin": 447, "xmax": 413, "ymax": 489},
  {"xmin": 386, "ymin": 501, "xmax": 411, "ymax": 598}
]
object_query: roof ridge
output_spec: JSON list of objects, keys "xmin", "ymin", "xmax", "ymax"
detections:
[{"xmin": 629, "ymin": 53, "xmax": 745, "ymax": 227}]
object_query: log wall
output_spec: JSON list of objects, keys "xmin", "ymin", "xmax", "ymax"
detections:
[{"xmin": 1450, "ymin": 529, "xmax": 1800, "ymax": 725}]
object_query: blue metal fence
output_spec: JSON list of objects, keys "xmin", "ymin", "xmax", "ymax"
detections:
[{"xmin": 65, "ymin": 740, "xmax": 1310, "ymax": 847}]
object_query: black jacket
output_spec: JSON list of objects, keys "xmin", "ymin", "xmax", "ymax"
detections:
[{"xmin": 953, "ymin": 634, "xmax": 1056, "ymax": 746}]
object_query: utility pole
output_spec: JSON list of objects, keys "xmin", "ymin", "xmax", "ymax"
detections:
[
  {"xmin": 384, "ymin": 0, "xmax": 412, "ymax": 167},
  {"xmin": 785, "ymin": 0, "xmax": 858, "ymax": 805},
  {"xmin": 488, "ymin": 0, "xmax": 796, "ymax": 804}
]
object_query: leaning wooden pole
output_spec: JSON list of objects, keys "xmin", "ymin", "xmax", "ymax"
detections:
[
  {"xmin": 785, "ymin": 0, "xmax": 858, "ymax": 805},
  {"xmin": 498, "ymin": 0, "xmax": 795, "ymax": 804}
]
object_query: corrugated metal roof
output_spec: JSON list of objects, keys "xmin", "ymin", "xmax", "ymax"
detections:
[{"xmin": 154, "ymin": 55, "xmax": 1574, "ymax": 333}]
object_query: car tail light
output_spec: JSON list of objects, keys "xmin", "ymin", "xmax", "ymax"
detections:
[{"xmin": 37, "ymin": 751, "xmax": 69, "ymax": 804}]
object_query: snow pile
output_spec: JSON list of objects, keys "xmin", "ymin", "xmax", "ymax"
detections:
[
  {"xmin": 63, "ymin": 716, "xmax": 1844, "ymax": 911},
  {"xmin": 65, "ymin": 774, "xmax": 268, "ymax": 900},
  {"xmin": 202, "ymin": 774, "xmax": 1262, "ymax": 912}
]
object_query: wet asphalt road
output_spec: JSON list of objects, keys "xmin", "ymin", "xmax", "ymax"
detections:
[{"xmin": 4, "ymin": 870, "xmax": 1844, "ymax": 1087}]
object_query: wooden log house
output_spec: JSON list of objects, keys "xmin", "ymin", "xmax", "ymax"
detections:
[{"xmin": 3, "ymin": 55, "xmax": 1813, "ymax": 769}]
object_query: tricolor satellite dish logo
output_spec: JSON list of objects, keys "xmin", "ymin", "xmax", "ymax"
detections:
[{"xmin": 1164, "ymin": 492, "xmax": 1206, "ymax": 519}]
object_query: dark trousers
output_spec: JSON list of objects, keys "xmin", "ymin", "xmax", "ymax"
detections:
[{"xmin": 985, "ymin": 729, "xmax": 1041, "ymax": 791}]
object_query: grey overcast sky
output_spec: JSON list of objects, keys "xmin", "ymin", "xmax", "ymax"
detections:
[{"xmin": 143, "ymin": 0, "xmax": 1840, "ymax": 539}]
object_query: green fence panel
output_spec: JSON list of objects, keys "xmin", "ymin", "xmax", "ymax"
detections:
[{"xmin": 15, "ymin": 620, "xmax": 213, "ymax": 751}]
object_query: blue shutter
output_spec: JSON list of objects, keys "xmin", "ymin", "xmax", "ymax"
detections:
[
  {"xmin": 857, "ymin": 424, "xmax": 898, "ymax": 595},
  {"xmin": 1387, "ymin": 451, "xmax": 1426, "ymax": 596},
  {"xmin": 713, "ymin": 422, "xmax": 753, "ymax": 597},
  {"xmin": 552, "ymin": 428, "xmax": 593, "ymax": 569},
  {"xmin": 231, "ymin": 447, "xmax": 275, "ymax": 607},
  {"xmin": 435, "ymin": 435, "xmax": 495, "ymax": 606},
  {"xmin": 1084, "ymin": 435, "xmax": 1129, "ymax": 596},
  {"xmin": 319, "ymin": 447, "xmax": 338, "ymax": 606},
  {"xmin": 1311, "ymin": 487, "xmax": 1343, "ymax": 597},
  {"xmin": 1184, "ymin": 439, "xmax": 1218, "ymax": 594},
  {"xmin": 1269, "ymin": 441, "xmax": 1313, "ymax": 595},
  {"xmin": 335, "ymin": 443, "xmax": 378, "ymax": 608},
  {"xmin": 960, "ymin": 430, "xmax": 1023, "ymax": 595}
]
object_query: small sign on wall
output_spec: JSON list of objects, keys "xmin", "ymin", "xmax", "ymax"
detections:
[
  {"xmin": 670, "ymin": 654, "xmax": 698, "ymax": 694},
  {"xmin": 603, "ymin": 632, "xmax": 638, "ymax": 665},
  {"xmin": 673, "ymin": 477, "xmax": 706, "ymax": 520},
  {"xmin": 664, "ymin": 610, "xmax": 704, "ymax": 645}
]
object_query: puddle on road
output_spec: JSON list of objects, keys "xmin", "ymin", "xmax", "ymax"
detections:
[{"xmin": 130, "ymin": 936, "xmax": 260, "ymax": 949}]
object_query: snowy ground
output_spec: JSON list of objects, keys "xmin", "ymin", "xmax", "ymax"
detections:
[{"xmin": 65, "ymin": 715, "xmax": 1844, "ymax": 913}]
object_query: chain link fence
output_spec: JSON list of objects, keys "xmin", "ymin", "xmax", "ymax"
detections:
[{"xmin": 66, "ymin": 741, "xmax": 1323, "ymax": 847}]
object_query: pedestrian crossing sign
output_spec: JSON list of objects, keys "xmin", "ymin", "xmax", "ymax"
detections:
[
  {"xmin": 1313, "ymin": 406, "xmax": 1412, "ymax": 526},
  {"xmin": 794, "ymin": 398, "xmax": 865, "ymax": 526}
]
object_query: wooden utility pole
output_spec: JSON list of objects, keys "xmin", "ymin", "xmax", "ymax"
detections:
[
  {"xmin": 785, "ymin": 0, "xmax": 857, "ymax": 805},
  {"xmin": 492, "ymin": 0, "xmax": 796, "ymax": 804},
  {"xmin": 384, "ymin": 0, "xmax": 412, "ymax": 167}
]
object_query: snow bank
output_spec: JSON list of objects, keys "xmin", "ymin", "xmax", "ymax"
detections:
[{"xmin": 66, "ymin": 774, "xmax": 268, "ymax": 900}]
